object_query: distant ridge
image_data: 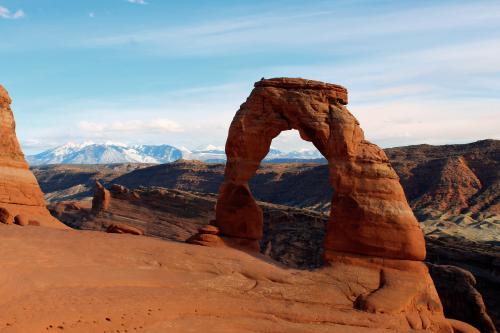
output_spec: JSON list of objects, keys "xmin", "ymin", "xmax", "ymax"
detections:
[{"xmin": 27, "ymin": 142, "xmax": 324, "ymax": 165}]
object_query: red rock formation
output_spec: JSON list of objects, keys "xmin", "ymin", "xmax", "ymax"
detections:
[
  {"xmin": 186, "ymin": 78, "xmax": 460, "ymax": 331},
  {"xmin": 186, "ymin": 224, "xmax": 223, "ymax": 247},
  {"xmin": 0, "ymin": 85, "xmax": 66, "ymax": 229},
  {"xmin": 106, "ymin": 223, "xmax": 144, "ymax": 235},
  {"xmin": 214, "ymin": 78, "xmax": 425, "ymax": 261},
  {"xmin": 92, "ymin": 180, "xmax": 111, "ymax": 213}
]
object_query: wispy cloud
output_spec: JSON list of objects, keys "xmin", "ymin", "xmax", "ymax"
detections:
[
  {"xmin": 82, "ymin": 2, "xmax": 500, "ymax": 57},
  {"xmin": 0, "ymin": 5, "xmax": 25, "ymax": 19},
  {"xmin": 127, "ymin": 0, "xmax": 148, "ymax": 5}
]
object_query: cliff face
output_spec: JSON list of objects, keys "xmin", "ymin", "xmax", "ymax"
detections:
[
  {"xmin": 385, "ymin": 139, "xmax": 500, "ymax": 220},
  {"xmin": 0, "ymin": 85, "xmax": 66, "ymax": 228}
]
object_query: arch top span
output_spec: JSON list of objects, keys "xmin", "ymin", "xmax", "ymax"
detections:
[
  {"xmin": 254, "ymin": 77, "xmax": 348, "ymax": 105},
  {"xmin": 214, "ymin": 77, "xmax": 426, "ymax": 261}
]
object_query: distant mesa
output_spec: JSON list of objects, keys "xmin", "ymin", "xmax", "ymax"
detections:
[{"xmin": 0, "ymin": 85, "xmax": 67, "ymax": 229}]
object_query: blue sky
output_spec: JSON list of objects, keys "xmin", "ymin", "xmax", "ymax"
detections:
[{"xmin": 1, "ymin": 0, "xmax": 499, "ymax": 154}]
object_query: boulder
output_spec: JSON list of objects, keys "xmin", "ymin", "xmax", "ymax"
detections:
[
  {"xmin": 0, "ymin": 207, "xmax": 13, "ymax": 224},
  {"xmin": 106, "ymin": 223, "xmax": 144, "ymax": 236},
  {"xmin": 186, "ymin": 224, "xmax": 223, "ymax": 247},
  {"xmin": 14, "ymin": 214, "xmax": 29, "ymax": 226},
  {"xmin": 198, "ymin": 225, "xmax": 219, "ymax": 235}
]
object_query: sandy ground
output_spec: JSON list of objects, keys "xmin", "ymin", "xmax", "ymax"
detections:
[{"xmin": 0, "ymin": 225, "xmax": 455, "ymax": 333}]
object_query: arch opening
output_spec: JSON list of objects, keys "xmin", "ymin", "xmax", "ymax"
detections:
[{"xmin": 251, "ymin": 129, "xmax": 330, "ymax": 268}]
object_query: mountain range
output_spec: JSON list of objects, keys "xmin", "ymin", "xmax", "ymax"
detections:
[{"xmin": 26, "ymin": 142, "xmax": 324, "ymax": 165}]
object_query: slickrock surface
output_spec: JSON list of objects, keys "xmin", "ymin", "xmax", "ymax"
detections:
[
  {"xmin": 215, "ymin": 77, "xmax": 425, "ymax": 260},
  {"xmin": 0, "ymin": 85, "xmax": 65, "ymax": 229},
  {"xmin": 0, "ymin": 226, "xmax": 455, "ymax": 333}
]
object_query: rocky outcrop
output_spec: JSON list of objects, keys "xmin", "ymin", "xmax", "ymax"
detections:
[
  {"xmin": 186, "ymin": 224, "xmax": 223, "ymax": 247},
  {"xmin": 91, "ymin": 181, "xmax": 110, "ymax": 213},
  {"xmin": 428, "ymin": 264, "xmax": 497, "ymax": 333},
  {"xmin": 0, "ymin": 85, "xmax": 66, "ymax": 229},
  {"xmin": 213, "ymin": 78, "xmax": 425, "ymax": 261}
]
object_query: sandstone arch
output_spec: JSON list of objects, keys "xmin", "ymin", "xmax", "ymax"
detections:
[{"xmin": 215, "ymin": 78, "xmax": 425, "ymax": 261}]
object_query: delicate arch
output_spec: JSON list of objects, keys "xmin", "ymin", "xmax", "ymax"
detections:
[{"xmin": 215, "ymin": 78, "xmax": 425, "ymax": 261}]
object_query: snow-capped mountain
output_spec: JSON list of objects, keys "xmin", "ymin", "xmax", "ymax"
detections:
[
  {"xmin": 265, "ymin": 148, "xmax": 323, "ymax": 160},
  {"xmin": 27, "ymin": 142, "xmax": 323, "ymax": 165},
  {"xmin": 179, "ymin": 145, "xmax": 226, "ymax": 161},
  {"xmin": 27, "ymin": 142, "xmax": 183, "ymax": 165},
  {"xmin": 179, "ymin": 145, "xmax": 323, "ymax": 162}
]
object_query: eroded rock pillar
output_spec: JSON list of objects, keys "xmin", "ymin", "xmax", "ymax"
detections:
[{"xmin": 0, "ymin": 85, "xmax": 67, "ymax": 229}]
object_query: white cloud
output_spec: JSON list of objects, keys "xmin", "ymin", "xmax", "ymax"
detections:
[
  {"xmin": 78, "ymin": 118, "xmax": 182, "ymax": 133},
  {"xmin": 127, "ymin": 0, "xmax": 148, "ymax": 5},
  {"xmin": 88, "ymin": 12, "xmax": 95, "ymax": 18},
  {"xmin": 0, "ymin": 6, "xmax": 25, "ymax": 19}
]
